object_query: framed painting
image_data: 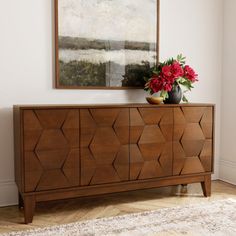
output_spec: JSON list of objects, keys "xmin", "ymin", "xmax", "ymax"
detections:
[{"xmin": 55, "ymin": 0, "xmax": 159, "ymax": 89}]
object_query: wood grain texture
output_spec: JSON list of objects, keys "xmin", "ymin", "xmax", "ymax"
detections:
[
  {"xmin": 80, "ymin": 108, "xmax": 129, "ymax": 185},
  {"xmin": 23, "ymin": 109, "xmax": 80, "ymax": 192},
  {"xmin": 13, "ymin": 107, "xmax": 23, "ymax": 193},
  {"xmin": 23, "ymin": 195, "xmax": 35, "ymax": 224},
  {"xmin": 13, "ymin": 104, "xmax": 214, "ymax": 224},
  {"xmin": 173, "ymin": 107, "xmax": 213, "ymax": 175},
  {"xmin": 33, "ymin": 174, "xmax": 208, "ymax": 203},
  {"xmin": 201, "ymin": 175, "xmax": 211, "ymax": 197},
  {"xmin": 130, "ymin": 108, "xmax": 173, "ymax": 180},
  {"xmin": 14, "ymin": 103, "xmax": 215, "ymax": 110}
]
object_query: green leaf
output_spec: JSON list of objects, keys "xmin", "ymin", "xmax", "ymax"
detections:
[
  {"xmin": 178, "ymin": 78, "xmax": 194, "ymax": 91},
  {"xmin": 176, "ymin": 77, "xmax": 186, "ymax": 83},
  {"xmin": 160, "ymin": 90, "xmax": 168, "ymax": 100},
  {"xmin": 176, "ymin": 54, "xmax": 186, "ymax": 65},
  {"xmin": 182, "ymin": 95, "xmax": 189, "ymax": 103}
]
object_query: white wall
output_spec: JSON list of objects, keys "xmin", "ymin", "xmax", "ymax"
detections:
[
  {"xmin": 0, "ymin": 0, "xmax": 223, "ymax": 206},
  {"xmin": 220, "ymin": 0, "xmax": 236, "ymax": 185}
]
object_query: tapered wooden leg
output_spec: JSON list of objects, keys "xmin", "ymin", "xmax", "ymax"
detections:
[
  {"xmin": 201, "ymin": 175, "xmax": 211, "ymax": 197},
  {"xmin": 18, "ymin": 192, "xmax": 24, "ymax": 209},
  {"xmin": 24, "ymin": 195, "xmax": 36, "ymax": 224}
]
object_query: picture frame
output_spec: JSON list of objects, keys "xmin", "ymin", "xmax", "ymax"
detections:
[{"xmin": 55, "ymin": 0, "xmax": 160, "ymax": 89}]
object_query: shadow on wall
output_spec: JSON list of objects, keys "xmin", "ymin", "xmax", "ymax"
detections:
[
  {"xmin": 0, "ymin": 107, "xmax": 15, "ymax": 180},
  {"xmin": 0, "ymin": 107, "xmax": 18, "ymax": 206}
]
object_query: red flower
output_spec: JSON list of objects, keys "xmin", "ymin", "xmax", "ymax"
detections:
[
  {"xmin": 162, "ymin": 65, "xmax": 172, "ymax": 77},
  {"xmin": 161, "ymin": 62, "xmax": 183, "ymax": 87},
  {"xmin": 148, "ymin": 74, "xmax": 174, "ymax": 93},
  {"xmin": 184, "ymin": 65, "xmax": 198, "ymax": 82},
  {"xmin": 171, "ymin": 62, "xmax": 184, "ymax": 78},
  {"xmin": 144, "ymin": 55, "xmax": 199, "ymax": 96},
  {"xmin": 149, "ymin": 77, "xmax": 163, "ymax": 93},
  {"xmin": 163, "ymin": 74, "xmax": 175, "ymax": 84},
  {"xmin": 163, "ymin": 81, "xmax": 172, "ymax": 91}
]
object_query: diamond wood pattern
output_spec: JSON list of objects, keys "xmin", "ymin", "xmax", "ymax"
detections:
[
  {"xmin": 80, "ymin": 108, "xmax": 129, "ymax": 186},
  {"xmin": 14, "ymin": 104, "xmax": 214, "ymax": 224},
  {"xmin": 130, "ymin": 108, "xmax": 173, "ymax": 180},
  {"xmin": 23, "ymin": 109, "xmax": 80, "ymax": 192},
  {"xmin": 173, "ymin": 107, "xmax": 213, "ymax": 175}
]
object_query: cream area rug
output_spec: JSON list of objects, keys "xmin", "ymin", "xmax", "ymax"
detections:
[{"xmin": 2, "ymin": 199, "xmax": 236, "ymax": 236}]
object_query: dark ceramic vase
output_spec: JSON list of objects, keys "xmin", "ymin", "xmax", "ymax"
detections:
[{"xmin": 164, "ymin": 84, "xmax": 182, "ymax": 104}]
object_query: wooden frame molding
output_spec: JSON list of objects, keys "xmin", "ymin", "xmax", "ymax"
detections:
[{"xmin": 54, "ymin": 0, "xmax": 160, "ymax": 89}]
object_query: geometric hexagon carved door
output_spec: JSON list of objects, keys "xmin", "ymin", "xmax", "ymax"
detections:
[
  {"xmin": 23, "ymin": 109, "xmax": 80, "ymax": 192},
  {"xmin": 173, "ymin": 107, "xmax": 213, "ymax": 175},
  {"xmin": 80, "ymin": 108, "xmax": 129, "ymax": 186},
  {"xmin": 130, "ymin": 108, "xmax": 174, "ymax": 180}
]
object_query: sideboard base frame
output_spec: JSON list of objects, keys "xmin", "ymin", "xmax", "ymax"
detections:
[{"xmin": 20, "ymin": 173, "xmax": 211, "ymax": 224}]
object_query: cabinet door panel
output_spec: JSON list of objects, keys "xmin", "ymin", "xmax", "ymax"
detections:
[
  {"xmin": 130, "ymin": 108, "xmax": 173, "ymax": 180},
  {"xmin": 80, "ymin": 108, "xmax": 129, "ymax": 186},
  {"xmin": 23, "ymin": 109, "xmax": 80, "ymax": 192},
  {"xmin": 173, "ymin": 107, "xmax": 213, "ymax": 175}
]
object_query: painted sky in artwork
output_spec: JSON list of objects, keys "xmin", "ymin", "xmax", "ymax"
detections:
[{"xmin": 58, "ymin": 0, "xmax": 157, "ymax": 43}]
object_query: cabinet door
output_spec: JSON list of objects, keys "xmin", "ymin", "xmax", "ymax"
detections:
[
  {"xmin": 23, "ymin": 109, "xmax": 80, "ymax": 192},
  {"xmin": 130, "ymin": 108, "xmax": 173, "ymax": 180},
  {"xmin": 173, "ymin": 107, "xmax": 213, "ymax": 175},
  {"xmin": 80, "ymin": 108, "xmax": 129, "ymax": 185}
]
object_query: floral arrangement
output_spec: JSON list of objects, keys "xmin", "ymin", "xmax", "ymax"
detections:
[{"xmin": 144, "ymin": 54, "xmax": 198, "ymax": 102}]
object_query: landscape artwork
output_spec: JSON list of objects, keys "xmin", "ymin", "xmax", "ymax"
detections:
[{"xmin": 56, "ymin": 0, "xmax": 158, "ymax": 88}]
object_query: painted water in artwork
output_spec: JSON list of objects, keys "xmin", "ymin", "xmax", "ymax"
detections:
[{"xmin": 58, "ymin": 0, "xmax": 157, "ymax": 87}]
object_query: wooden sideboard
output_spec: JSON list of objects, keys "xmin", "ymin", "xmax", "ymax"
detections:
[{"xmin": 14, "ymin": 103, "xmax": 214, "ymax": 223}]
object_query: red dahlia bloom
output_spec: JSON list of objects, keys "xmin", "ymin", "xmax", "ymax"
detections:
[
  {"xmin": 171, "ymin": 62, "xmax": 184, "ymax": 78},
  {"xmin": 162, "ymin": 65, "xmax": 172, "ymax": 77},
  {"xmin": 149, "ymin": 77, "xmax": 163, "ymax": 93},
  {"xmin": 163, "ymin": 82, "xmax": 172, "ymax": 91},
  {"xmin": 163, "ymin": 74, "xmax": 175, "ymax": 84},
  {"xmin": 184, "ymin": 65, "xmax": 198, "ymax": 82}
]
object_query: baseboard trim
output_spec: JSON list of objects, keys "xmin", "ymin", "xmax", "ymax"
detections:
[
  {"xmin": 219, "ymin": 160, "xmax": 236, "ymax": 185},
  {"xmin": 210, "ymin": 160, "xmax": 220, "ymax": 181},
  {"xmin": 0, "ymin": 180, "xmax": 18, "ymax": 207}
]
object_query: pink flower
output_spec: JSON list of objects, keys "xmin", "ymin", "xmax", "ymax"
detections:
[{"xmin": 184, "ymin": 65, "xmax": 198, "ymax": 82}]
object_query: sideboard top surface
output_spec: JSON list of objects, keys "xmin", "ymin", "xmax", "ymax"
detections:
[{"xmin": 14, "ymin": 103, "xmax": 215, "ymax": 110}]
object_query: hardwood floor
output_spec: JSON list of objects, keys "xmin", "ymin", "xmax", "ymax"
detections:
[{"xmin": 0, "ymin": 180, "xmax": 235, "ymax": 234}]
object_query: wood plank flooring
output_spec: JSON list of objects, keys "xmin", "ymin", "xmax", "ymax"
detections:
[{"xmin": 0, "ymin": 180, "xmax": 236, "ymax": 234}]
